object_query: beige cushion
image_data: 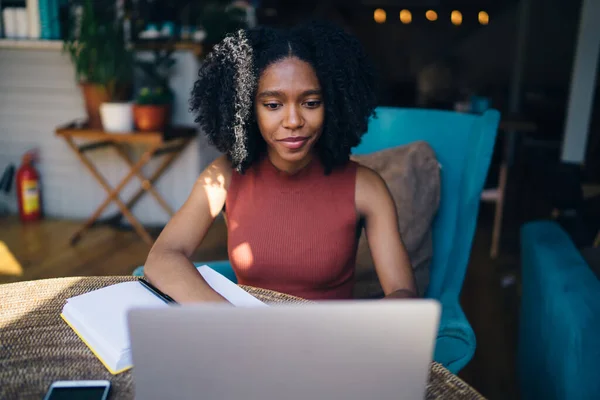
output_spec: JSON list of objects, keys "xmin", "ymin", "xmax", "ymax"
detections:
[{"xmin": 350, "ymin": 141, "xmax": 441, "ymax": 298}]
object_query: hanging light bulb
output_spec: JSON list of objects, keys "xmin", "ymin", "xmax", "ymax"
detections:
[
  {"xmin": 451, "ymin": 10, "xmax": 462, "ymax": 26},
  {"xmin": 479, "ymin": 11, "xmax": 490, "ymax": 25},
  {"xmin": 425, "ymin": 10, "xmax": 438, "ymax": 22},
  {"xmin": 374, "ymin": 8, "xmax": 386, "ymax": 24},
  {"xmin": 400, "ymin": 9, "xmax": 412, "ymax": 24}
]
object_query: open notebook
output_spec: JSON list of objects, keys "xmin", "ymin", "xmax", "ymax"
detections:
[{"xmin": 61, "ymin": 265, "xmax": 266, "ymax": 374}]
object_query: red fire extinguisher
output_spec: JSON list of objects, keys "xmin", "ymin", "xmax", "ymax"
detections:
[{"xmin": 16, "ymin": 150, "xmax": 42, "ymax": 223}]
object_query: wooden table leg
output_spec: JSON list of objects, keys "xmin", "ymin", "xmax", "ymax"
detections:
[
  {"xmin": 123, "ymin": 138, "xmax": 192, "ymax": 213},
  {"xmin": 490, "ymin": 162, "xmax": 508, "ymax": 259},
  {"xmin": 63, "ymin": 137, "xmax": 116, "ymax": 245},
  {"xmin": 124, "ymin": 152, "xmax": 178, "ymax": 213},
  {"xmin": 92, "ymin": 146, "xmax": 159, "ymax": 245},
  {"xmin": 111, "ymin": 144, "xmax": 175, "ymax": 216},
  {"xmin": 64, "ymin": 137, "xmax": 156, "ymax": 246}
]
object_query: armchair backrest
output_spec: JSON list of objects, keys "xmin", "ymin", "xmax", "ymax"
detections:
[{"xmin": 352, "ymin": 107, "xmax": 500, "ymax": 300}]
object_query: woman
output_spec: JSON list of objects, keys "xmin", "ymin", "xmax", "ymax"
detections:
[{"xmin": 144, "ymin": 21, "xmax": 416, "ymax": 302}]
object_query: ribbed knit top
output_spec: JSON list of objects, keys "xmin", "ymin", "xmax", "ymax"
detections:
[{"xmin": 225, "ymin": 155, "xmax": 359, "ymax": 300}]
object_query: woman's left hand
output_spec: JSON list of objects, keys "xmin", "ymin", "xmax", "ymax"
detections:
[{"xmin": 384, "ymin": 288, "xmax": 417, "ymax": 299}]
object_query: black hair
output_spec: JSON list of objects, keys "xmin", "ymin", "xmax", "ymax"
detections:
[{"xmin": 190, "ymin": 21, "xmax": 377, "ymax": 174}]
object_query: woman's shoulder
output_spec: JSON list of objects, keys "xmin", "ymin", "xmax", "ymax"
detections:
[
  {"xmin": 354, "ymin": 163, "xmax": 390, "ymax": 213},
  {"xmin": 355, "ymin": 163, "xmax": 383, "ymax": 190},
  {"xmin": 200, "ymin": 154, "xmax": 233, "ymax": 191}
]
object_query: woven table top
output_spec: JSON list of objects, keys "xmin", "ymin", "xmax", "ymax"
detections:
[{"xmin": 0, "ymin": 276, "xmax": 485, "ymax": 400}]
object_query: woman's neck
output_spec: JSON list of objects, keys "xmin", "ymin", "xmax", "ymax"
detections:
[{"xmin": 267, "ymin": 150, "xmax": 315, "ymax": 175}]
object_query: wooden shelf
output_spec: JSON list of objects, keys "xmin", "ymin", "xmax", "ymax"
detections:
[
  {"xmin": 0, "ymin": 39, "xmax": 208, "ymax": 57},
  {"xmin": 0, "ymin": 39, "xmax": 62, "ymax": 50},
  {"xmin": 55, "ymin": 121, "xmax": 197, "ymax": 145}
]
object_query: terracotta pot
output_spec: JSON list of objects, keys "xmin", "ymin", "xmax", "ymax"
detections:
[
  {"xmin": 133, "ymin": 104, "xmax": 171, "ymax": 132},
  {"xmin": 80, "ymin": 83, "xmax": 110, "ymax": 129}
]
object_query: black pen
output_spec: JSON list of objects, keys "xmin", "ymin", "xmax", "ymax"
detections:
[{"xmin": 138, "ymin": 278, "xmax": 178, "ymax": 304}]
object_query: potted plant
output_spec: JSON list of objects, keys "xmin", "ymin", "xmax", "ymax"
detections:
[
  {"xmin": 133, "ymin": 50, "xmax": 175, "ymax": 132},
  {"xmin": 197, "ymin": 1, "xmax": 249, "ymax": 45},
  {"xmin": 63, "ymin": 0, "xmax": 134, "ymax": 130}
]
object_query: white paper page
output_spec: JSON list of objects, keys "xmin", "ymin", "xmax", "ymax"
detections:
[
  {"xmin": 66, "ymin": 281, "xmax": 168, "ymax": 353},
  {"xmin": 197, "ymin": 266, "xmax": 268, "ymax": 307},
  {"xmin": 63, "ymin": 303, "xmax": 119, "ymax": 365}
]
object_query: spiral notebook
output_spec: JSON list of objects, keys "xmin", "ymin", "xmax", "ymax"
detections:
[{"xmin": 60, "ymin": 266, "xmax": 266, "ymax": 374}]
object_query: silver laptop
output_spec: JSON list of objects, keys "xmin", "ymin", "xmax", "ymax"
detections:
[{"xmin": 127, "ymin": 300, "xmax": 440, "ymax": 400}]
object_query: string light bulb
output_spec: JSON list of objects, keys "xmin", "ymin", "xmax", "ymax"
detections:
[
  {"xmin": 374, "ymin": 8, "xmax": 386, "ymax": 24},
  {"xmin": 400, "ymin": 9, "xmax": 412, "ymax": 24},
  {"xmin": 425, "ymin": 10, "xmax": 438, "ymax": 22},
  {"xmin": 479, "ymin": 11, "xmax": 490, "ymax": 25},
  {"xmin": 451, "ymin": 10, "xmax": 462, "ymax": 26}
]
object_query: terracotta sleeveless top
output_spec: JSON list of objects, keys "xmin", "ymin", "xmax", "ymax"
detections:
[{"xmin": 225, "ymin": 156, "xmax": 359, "ymax": 300}]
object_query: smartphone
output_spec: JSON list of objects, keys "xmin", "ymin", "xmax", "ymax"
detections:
[{"xmin": 42, "ymin": 380, "xmax": 111, "ymax": 400}]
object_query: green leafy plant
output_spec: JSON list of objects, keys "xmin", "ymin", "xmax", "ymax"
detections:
[
  {"xmin": 135, "ymin": 50, "xmax": 176, "ymax": 105},
  {"xmin": 136, "ymin": 86, "xmax": 173, "ymax": 105},
  {"xmin": 63, "ymin": 0, "xmax": 134, "ymax": 101},
  {"xmin": 197, "ymin": 1, "xmax": 248, "ymax": 45}
]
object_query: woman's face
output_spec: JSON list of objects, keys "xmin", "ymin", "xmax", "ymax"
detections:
[{"xmin": 255, "ymin": 57, "xmax": 324, "ymax": 173}]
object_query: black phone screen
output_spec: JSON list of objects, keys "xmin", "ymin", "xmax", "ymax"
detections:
[{"xmin": 46, "ymin": 386, "xmax": 108, "ymax": 400}]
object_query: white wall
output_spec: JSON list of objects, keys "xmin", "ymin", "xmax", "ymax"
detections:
[{"xmin": 0, "ymin": 47, "xmax": 220, "ymax": 225}]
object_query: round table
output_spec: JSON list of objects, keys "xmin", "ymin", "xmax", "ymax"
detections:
[{"xmin": 0, "ymin": 277, "xmax": 485, "ymax": 399}]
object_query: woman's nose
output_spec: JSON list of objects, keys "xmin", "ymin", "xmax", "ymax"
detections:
[{"xmin": 282, "ymin": 105, "xmax": 304, "ymax": 130}]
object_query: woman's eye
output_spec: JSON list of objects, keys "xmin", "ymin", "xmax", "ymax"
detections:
[
  {"xmin": 304, "ymin": 100, "xmax": 322, "ymax": 108},
  {"xmin": 263, "ymin": 103, "xmax": 281, "ymax": 110}
]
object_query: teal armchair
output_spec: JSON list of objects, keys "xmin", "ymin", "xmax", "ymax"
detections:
[
  {"xmin": 134, "ymin": 106, "xmax": 500, "ymax": 374},
  {"xmin": 352, "ymin": 107, "xmax": 500, "ymax": 373}
]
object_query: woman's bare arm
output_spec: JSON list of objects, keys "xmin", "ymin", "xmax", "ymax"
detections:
[
  {"xmin": 143, "ymin": 155, "xmax": 232, "ymax": 303},
  {"xmin": 355, "ymin": 165, "xmax": 417, "ymax": 299}
]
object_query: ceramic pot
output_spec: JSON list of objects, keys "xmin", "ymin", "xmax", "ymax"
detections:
[{"xmin": 99, "ymin": 102, "xmax": 134, "ymax": 133}]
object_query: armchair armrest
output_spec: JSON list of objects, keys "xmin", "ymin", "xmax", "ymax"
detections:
[
  {"xmin": 433, "ymin": 299, "xmax": 476, "ymax": 374},
  {"xmin": 519, "ymin": 221, "xmax": 600, "ymax": 399}
]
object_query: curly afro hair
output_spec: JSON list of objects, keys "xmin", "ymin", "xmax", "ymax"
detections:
[{"xmin": 190, "ymin": 21, "xmax": 377, "ymax": 174}]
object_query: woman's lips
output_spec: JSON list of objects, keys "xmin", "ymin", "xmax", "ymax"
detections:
[{"xmin": 278, "ymin": 136, "xmax": 309, "ymax": 150}]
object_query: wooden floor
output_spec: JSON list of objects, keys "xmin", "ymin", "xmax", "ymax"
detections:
[
  {"xmin": 459, "ymin": 205, "xmax": 521, "ymax": 400},
  {"xmin": 0, "ymin": 209, "xmax": 521, "ymax": 399},
  {"xmin": 0, "ymin": 215, "xmax": 228, "ymax": 285}
]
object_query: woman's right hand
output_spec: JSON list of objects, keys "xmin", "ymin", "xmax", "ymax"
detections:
[{"xmin": 143, "ymin": 155, "xmax": 232, "ymax": 303}]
